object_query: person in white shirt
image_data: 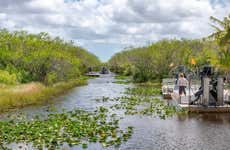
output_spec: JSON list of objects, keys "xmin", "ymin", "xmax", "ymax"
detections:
[{"xmin": 178, "ymin": 73, "xmax": 188, "ymax": 96}]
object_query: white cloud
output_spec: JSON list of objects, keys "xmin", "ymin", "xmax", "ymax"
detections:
[{"xmin": 0, "ymin": 0, "xmax": 229, "ymax": 61}]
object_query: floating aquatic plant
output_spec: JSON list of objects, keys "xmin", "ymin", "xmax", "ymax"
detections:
[
  {"xmin": 96, "ymin": 84, "xmax": 179, "ymax": 119},
  {"xmin": 0, "ymin": 107, "xmax": 133, "ymax": 149},
  {"xmin": 125, "ymin": 86, "xmax": 161, "ymax": 96},
  {"xmin": 108, "ymin": 96, "xmax": 177, "ymax": 119},
  {"xmin": 112, "ymin": 80, "xmax": 131, "ymax": 84}
]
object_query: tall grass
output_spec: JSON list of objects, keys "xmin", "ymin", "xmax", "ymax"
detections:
[{"xmin": 0, "ymin": 79, "xmax": 87, "ymax": 112}]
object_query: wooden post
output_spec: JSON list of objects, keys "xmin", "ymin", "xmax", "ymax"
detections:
[
  {"xmin": 203, "ymin": 77, "xmax": 210, "ymax": 106},
  {"xmin": 217, "ymin": 77, "xmax": 224, "ymax": 106}
]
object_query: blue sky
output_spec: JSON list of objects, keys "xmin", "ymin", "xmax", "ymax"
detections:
[{"xmin": 0, "ymin": 0, "xmax": 229, "ymax": 61}]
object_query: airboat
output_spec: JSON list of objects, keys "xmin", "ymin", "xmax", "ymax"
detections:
[{"xmin": 162, "ymin": 65, "xmax": 230, "ymax": 113}]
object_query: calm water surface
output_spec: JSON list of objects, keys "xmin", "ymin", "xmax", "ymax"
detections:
[{"xmin": 2, "ymin": 74, "xmax": 230, "ymax": 150}]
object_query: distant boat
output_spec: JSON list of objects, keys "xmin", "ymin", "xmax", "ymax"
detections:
[
  {"xmin": 85, "ymin": 72, "xmax": 100, "ymax": 77},
  {"xmin": 100, "ymin": 66, "xmax": 109, "ymax": 74}
]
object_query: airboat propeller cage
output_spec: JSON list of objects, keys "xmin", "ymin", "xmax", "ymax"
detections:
[
  {"xmin": 200, "ymin": 66, "xmax": 214, "ymax": 77},
  {"xmin": 201, "ymin": 77, "xmax": 224, "ymax": 106},
  {"xmin": 188, "ymin": 65, "xmax": 224, "ymax": 106},
  {"xmin": 178, "ymin": 65, "xmax": 186, "ymax": 73},
  {"xmin": 197, "ymin": 66, "xmax": 224, "ymax": 106}
]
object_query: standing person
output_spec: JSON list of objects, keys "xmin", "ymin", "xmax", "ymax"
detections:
[{"xmin": 178, "ymin": 73, "xmax": 188, "ymax": 96}]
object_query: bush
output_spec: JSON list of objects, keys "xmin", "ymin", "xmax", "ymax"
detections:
[
  {"xmin": 45, "ymin": 72, "xmax": 58, "ymax": 85},
  {"xmin": 123, "ymin": 64, "xmax": 134, "ymax": 76},
  {"xmin": 0, "ymin": 70, "xmax": 18, "ymax": 84}
]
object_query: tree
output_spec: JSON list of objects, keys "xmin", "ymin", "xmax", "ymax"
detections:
[
  {"xmin": 0, "ymin": 29, "xmax": 101, "ymax": 84},
  {"xmin": 108, "ymin": 39, "xmax": 216, "ymax": 82},
  {"xmin": 209, "ymin": 14, "xmax": 230, "ymax": 80},
  {"xmin": 210, "ymin": 15, "xmax": 230, "ymax": 47}
]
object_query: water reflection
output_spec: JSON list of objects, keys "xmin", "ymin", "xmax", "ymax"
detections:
[{"xmin": 186, "ymin": 113, "xmax": 230, "ymax": 124}]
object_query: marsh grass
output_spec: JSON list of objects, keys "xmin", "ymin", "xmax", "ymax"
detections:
[
  {"xmin": 0, "ymin": 79, "xmax": 87, "ymax": 112},
  {"xmin": 135, "ymin": 81, "xmax": 161, "ymax": 87}
]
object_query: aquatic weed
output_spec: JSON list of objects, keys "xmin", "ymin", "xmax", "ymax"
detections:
[
  {"xmin": 125, "ymin": 87, "xmax": 161, "ymax": 96},
  {"xmin": 0, "ymin": 107, "xmax": 133, "ymax": 149}
]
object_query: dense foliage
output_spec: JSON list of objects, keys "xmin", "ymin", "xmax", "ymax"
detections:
[
  {"xmin": 209, "ymin": 14, "xmax": 230, "ymax": 81},
  {"xmin": 0, "ymin": 29, "xmax": 100, "ymax": 85},
  {"xmin": 109, "ymin": 39, "xmax": 218, "ymax": 82}
]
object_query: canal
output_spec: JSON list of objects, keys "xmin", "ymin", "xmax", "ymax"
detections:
[{"xmin": 2, "ymin": 74, "xmax": 230, "ymax": 150}]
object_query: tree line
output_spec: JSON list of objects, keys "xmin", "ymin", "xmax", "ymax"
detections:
[
  {"xmin": 0, "ymin": 29, "xmax": 101, "ymax": 85},
  {"xmin": 109, "ymin": 39, "xmax": 218, "ymax": 82}
]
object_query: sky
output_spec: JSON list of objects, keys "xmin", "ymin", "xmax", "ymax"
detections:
[{"xmin": 0, "ymin": 0, "xmax": 229, "ymax": 61}]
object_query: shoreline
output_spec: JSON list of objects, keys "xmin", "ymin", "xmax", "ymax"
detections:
[{"xmin": 0, "ymin": 79, "xmax": 88, "ymax": 113}]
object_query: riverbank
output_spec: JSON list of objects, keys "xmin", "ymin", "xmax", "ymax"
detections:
[{"xmin": 0, "ymin": 79, "xmax": 87, "ymax": 112}]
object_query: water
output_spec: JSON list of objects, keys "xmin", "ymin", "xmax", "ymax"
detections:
[{"xmin": 2, "ymin": 74, "xmax": 230, "ymax": 150}]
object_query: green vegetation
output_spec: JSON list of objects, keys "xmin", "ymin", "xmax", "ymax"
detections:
[
  {"xmin": 109, "ymin": 96, "xmax": 177, "ymax": 119},
  {"xmin": 109, "ymin": 39, "xmax": 218, "ymax": 82},
  {"xmin": 0, "ymin": 79, "xmax": 87, "ymax": 112},
  {"xmin": 0, "ymin": 29, "xmax": 100, "ymax": 84},
  {"xmin": 114, "ymin": 75, "xmax": 131, "ymax": 80},
  {"xmin": 113, "ymin": 75, "xmax": 132, "ymax": 84},
  {"xmin": 96, "ymin": 83, "xmax": 179, "ymax": 119},
  {"xmin": 125, "ymin": 86, "xmax": 161, "ymax": 96},
  {"xmin": 0, "ymin": 70, "xmax": 17, "ymax": 84},
  {"xmin": 209, "ymin": 15, "xmax": 230, "ymax": 81},
  {"xmin": 0, "ymin": 107, "xmax": 133, "ymax": 149},
  {"xmin": 0, "ymin": 29, "xmax": 101, "ymax": 110}
]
